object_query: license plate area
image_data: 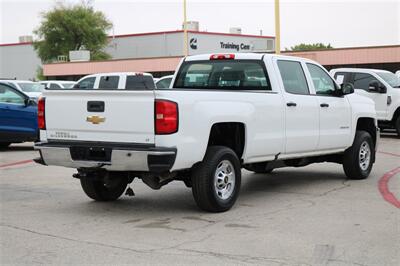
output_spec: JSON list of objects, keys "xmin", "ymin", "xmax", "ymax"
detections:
[{"xmin": 70, "ymin": 146, "xmax": 112, "ymax": 162}]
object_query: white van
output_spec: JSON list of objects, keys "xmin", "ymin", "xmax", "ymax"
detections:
[
  {"xmin": 74, "ymin": 72, "xmax": 155, "ymax": 90},
  {"xmin": 330, "ymin": 68, "xmax": 400, "ymax": 136}
]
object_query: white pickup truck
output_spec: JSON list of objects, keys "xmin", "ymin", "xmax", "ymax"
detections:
[
  {"xmin": 330, "ymin": 68, "xmax": 400, "ymax": 136},
  {"xmin": 34, "ymin": 53, "xmax": 379, "ymax": 212}
]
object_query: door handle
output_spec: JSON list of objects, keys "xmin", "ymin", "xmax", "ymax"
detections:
[
  {"xmin": 320, "ymin": 103, "xmax": 329, "ymax": 108},
  {"xmin": 286, "ymin": 102, "xmax": 297, "ymax": 107}
]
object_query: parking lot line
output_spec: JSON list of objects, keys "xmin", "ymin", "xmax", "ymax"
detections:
[
  {"xmin": 378, "ymin": 151, "xmax": 400, "ymax": 157},
  {"xmin": 0, "ymin": 159, "xmax": 33, "ymax": 169}
]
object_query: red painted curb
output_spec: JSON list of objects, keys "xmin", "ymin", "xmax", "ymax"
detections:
[
  {"xmin": 0, "ymin": 159, "xmax": 33, "ymax": 168},
  {"xmin": 378, "ymin": 167, "xmax": 400, "ymax": 209}
]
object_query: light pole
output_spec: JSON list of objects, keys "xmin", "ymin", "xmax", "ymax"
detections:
[
  {"xmin": 274, "ymin": 0, "xmax": 281, "ymax": 54},
  {"xmin": 183, "ymin": 0, "xmax": 189, "ymax": 56}
]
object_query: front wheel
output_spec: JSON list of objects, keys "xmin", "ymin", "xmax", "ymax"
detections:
[
  {"xmin": 343, "ymin": 131, "xmax": 374, "ymax": 180},
  {"xmin": 80, "ymin": 171, "xmax": 128, "ymax": 201},
  {"xmin": 191, "ymin": 146, "xmax": 241, "ymax": 212}
]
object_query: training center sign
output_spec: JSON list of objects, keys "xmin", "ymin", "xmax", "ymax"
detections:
[{"xmin": 187, "ymin": 33, "xmax": 271, "ymax": 55}]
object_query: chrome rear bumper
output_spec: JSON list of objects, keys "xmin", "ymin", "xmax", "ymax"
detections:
[{"xmin": 34, "ymin": 142, "xmax": 176, "ymax": 173}]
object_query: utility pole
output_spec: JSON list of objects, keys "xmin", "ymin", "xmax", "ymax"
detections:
[
  {"xmin": 183, "ymin": 0, "xmax": 188, "ymax": 56},
  {"xmin": 274, "ymin": 0, "xmax": 281, "ymax": 54}
]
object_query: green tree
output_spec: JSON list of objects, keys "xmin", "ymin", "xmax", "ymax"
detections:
[
  {"xmin": 286, "ymin": 43, "xmax": 333, "ymax": 51},
  {"xmin": 33, "ymin": 2, "xmax": 112, "ymax": 62},
  {"xmin": 36, "ymin": 66, "xmax": 45, "ymax": 81}
]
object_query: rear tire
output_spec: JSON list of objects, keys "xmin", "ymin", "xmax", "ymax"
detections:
[
  {"xmin": 80, "ymin": 172, "xmax": 128, "ymax": 201},
  {"xmin": 343, "ymin": 130, "xmax": 374, "ymax": 180},
  {"xmin": 191, "ymin": 146, "xmax": 241, "ymax": 212}
]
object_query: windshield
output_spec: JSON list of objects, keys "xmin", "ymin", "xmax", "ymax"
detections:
[
  {"xmin": 17, "ymin": 82, "xmax": 44, "ymax": 92},
  {"xmin": 377, "ymin": 72, "xmax": 400, "ymax": 88},
  {"xmin": 62, "ymin": 83, "xmax": 75, "ymax": 88},
  {"xmin": 174, "ymin": 60, "xmax": 270, "ymax": 90}
]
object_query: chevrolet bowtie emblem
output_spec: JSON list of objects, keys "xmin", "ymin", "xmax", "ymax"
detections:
[{"xmin": 86, "ymin": 115, "xmax": 105, "ymax": 124}]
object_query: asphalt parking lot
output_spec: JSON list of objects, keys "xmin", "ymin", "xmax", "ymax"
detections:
[{"xmin": 0, "ymin": 134, "xmax": 399, "ymax": 265}]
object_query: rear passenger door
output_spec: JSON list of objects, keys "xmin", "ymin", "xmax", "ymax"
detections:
[
  {"xmin": 275, "ymin": 59, "xmax": 320, "ymax": 154},
  {"xmin": 306, "ymin": 63, "xmax": 351, "ymax": 150}
]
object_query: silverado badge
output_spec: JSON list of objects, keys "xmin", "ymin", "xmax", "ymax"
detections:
[{"xmin": 86, "ymin": 115, "xmax": 105, "ymax": 124}]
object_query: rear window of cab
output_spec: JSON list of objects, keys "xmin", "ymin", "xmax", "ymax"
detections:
[{"xmin": 173, "ymin": 60, "xmax": 271, "ymax": 90}]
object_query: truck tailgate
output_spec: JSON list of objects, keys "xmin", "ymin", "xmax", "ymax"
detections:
[{"xmin": 43, "ymin": 90, "xmax": 155, "ymax": 144}]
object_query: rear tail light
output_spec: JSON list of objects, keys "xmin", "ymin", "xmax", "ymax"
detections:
[
  {"xmin": 37, "ymin": 96, "xmax": 46, "ymax": 130},
  {"xmin": 155, "ymin": 100, "xmax": 178, "ymax": 134},
  {"xmin": 210, "ymin": 54, "xmax": 235, "ymax": 60}
]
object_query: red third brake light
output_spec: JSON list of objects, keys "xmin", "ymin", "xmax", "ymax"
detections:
[
  {"xmin": 155, "ymin": 100, "xmax": 178, "ymax": 134},
  {"xmin": 210, "ymin": 54, "xmax": 235, "ymax": 60},
  {"xmin": 37, "ymin": 96, "xmax": 46, "ymax": 130}
]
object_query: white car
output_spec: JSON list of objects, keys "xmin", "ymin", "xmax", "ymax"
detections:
[
  {"xmin": 40, "ymin": 80, "xmax": 76, "ymax": 89},
  {"xmin": 3, "ymin": 80, "xmax": 44, "ymax": 100},
  {"xmin": 155, "ymin": 75, "xmax": 174, "ymax": 89},
  {"xmin": 35, "ymin": 53, "xmax": 378, "ymax": 212},
  {"xmin": 330, "ymin": 68, "xmax": 400, "ymax": 136},
  {"xmin": 74, "ymin": 72, "xmax": 155, "ymax": 89}
]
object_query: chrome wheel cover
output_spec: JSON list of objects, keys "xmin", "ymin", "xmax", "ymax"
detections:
[
  {"xmin": 214, "ymin": 160, "xmax": 235, "ymax": 200},
  {"xmin": 359, "ymin": 141, "xmax": 371, "ymax": 171}
]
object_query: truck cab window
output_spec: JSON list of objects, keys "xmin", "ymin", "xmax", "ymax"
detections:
[
  {"xmin": 99, "ymin": 76, "xmax": 120, "ymax": 89},
  {"xmin": 306, "ymin": 63, "xmax": 336, "ymax": 95},
  {"xmin": 156, "ymin": 77, "xmax": 173, "ymax": 89},
  {"xmin": 49, "ymin": 83, "xmax": 61, "ymax": 89},
  {"xmin": 77, "ymin": 77, "xmax": 96, "ymax": 89},
  {"xmin": 126, "ymin": 75, "xmax": 155, "ymax": 90},
  {"xmin": 277, "ymin": 60, "xmax": 309, "ymax": 95},
  {"xmin": 353, "ymin": 73, "xmax": 377, "ymax": 91},
  {"xmin": 0, "ymin": 84, "xmax": 24, "ymax": 104},
  {"xmin": 174, "ymin": 60, "xmax": 270, "ymax": 90}
]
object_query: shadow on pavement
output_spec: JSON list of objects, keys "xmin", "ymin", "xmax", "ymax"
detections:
[{"xmin": 54, "ymin": 169, "xmax": 347, "ymax": 215}]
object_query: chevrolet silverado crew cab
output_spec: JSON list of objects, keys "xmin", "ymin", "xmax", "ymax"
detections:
[
  {"xmin": 330, "ymin": 68, "xmax": 400, "ymax": 136},
  {"xmin": 34, "ymin": 53, "xmax": 379, "ymax": 212}
]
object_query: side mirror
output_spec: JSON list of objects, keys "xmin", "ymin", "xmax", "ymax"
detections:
[
  {"xmin": 341, "ymin": 83, "xmax": 354, "ymax": 95},
  {"xmin": 368, "ymin": 80, "xmax": 386, "ymax": 93},
  {"xmin": 73, "ymin": 83, "xmax": 80, "ymax": 89},
  {"xmin": 24, "ymin": 98, "xmax": 37, "ymax": 107}
]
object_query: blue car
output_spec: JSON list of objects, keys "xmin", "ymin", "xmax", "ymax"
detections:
[{"xmin": 0, "ymin": 82, "xmax": 38, "ymax": 148}]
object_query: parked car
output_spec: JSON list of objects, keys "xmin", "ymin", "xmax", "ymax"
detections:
[
  {"xmin": 34, "ymin": 53, "xmax": 378, "ymax": 212},
  {"xmin": 155, "ymin": 75, "xmax": 174, "ymax": 89},
  {"xmin": 2, "ymin": 80, "xmax": 44, "ymax": 101},
  {"xmin": 0, "ymin": 82, "xmax": 38, "ymax": 148},
  {"xmin": 74, "ymin": 72, "xmax": 155, "ymax": 89},
  {"xmin": 330, "ymin": 68, "xmax": 400, "ymax": 136},
  {"xmin": 40, "ymin": 80, "xmax": 76, "ymax": 89}
]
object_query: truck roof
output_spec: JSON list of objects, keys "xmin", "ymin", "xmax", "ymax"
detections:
[
  {"xmin": 81, "ymin": 72, "xmax": 153, "ymax": 77},
  {"xmin": 330, "ymin": 68, "xmax": 393, "ymax": 74},
  {"xmin": 184, "ymin": 53, "xmax": 314, "ymax": 63}
]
